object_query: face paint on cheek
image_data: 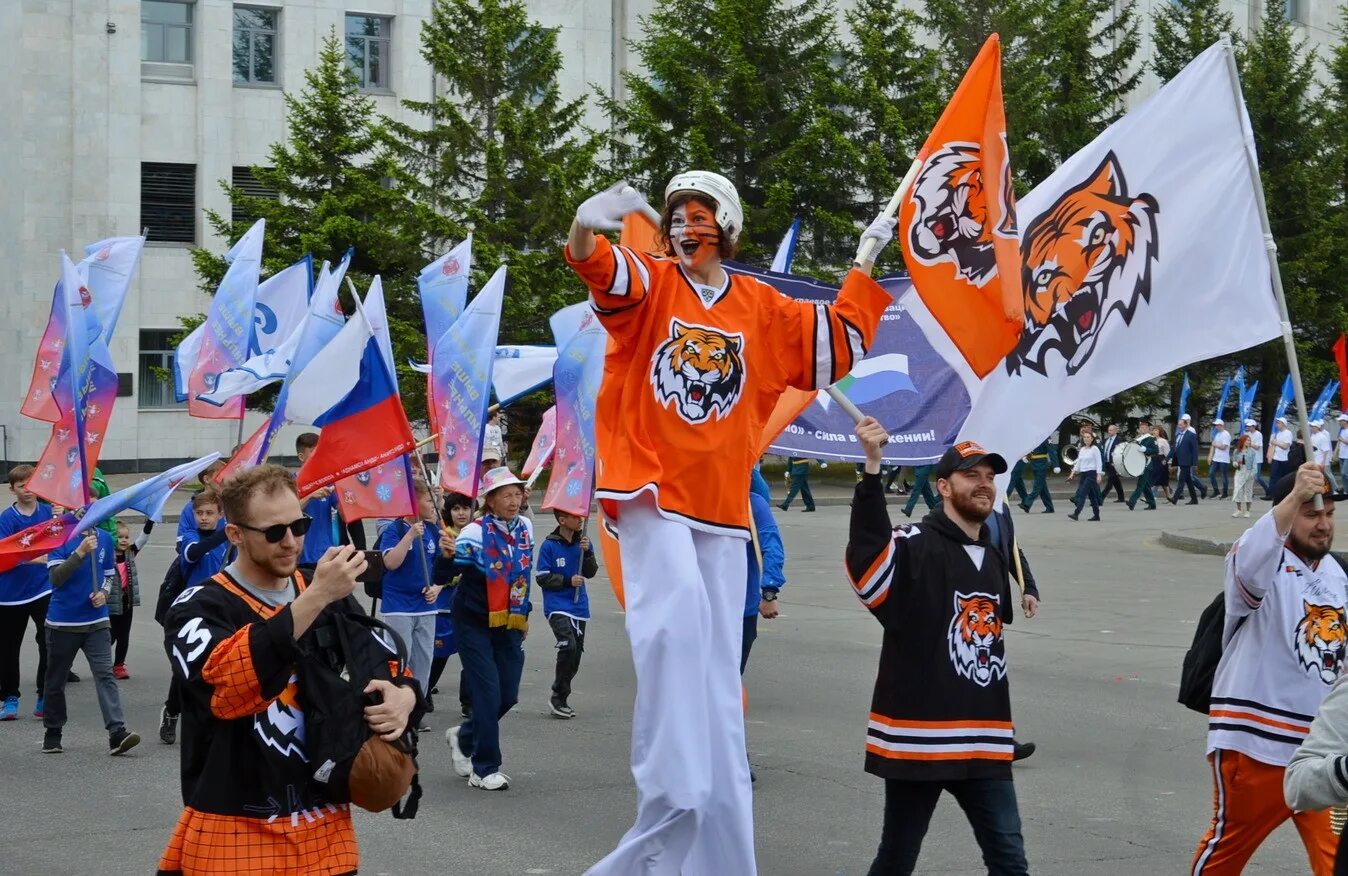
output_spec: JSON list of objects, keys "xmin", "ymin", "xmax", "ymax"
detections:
[{"xmin": 672, "ymin": 206, "xmax": 722, "ymax": 268}]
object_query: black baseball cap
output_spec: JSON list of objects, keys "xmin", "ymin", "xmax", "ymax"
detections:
[
  {"xmin": 1269, "ymin": 470, "xmax": 1348, "ymax": 505},
  {"xmin": 934, "ymin": 441, "xmax": 1008, "ymax": 480}
]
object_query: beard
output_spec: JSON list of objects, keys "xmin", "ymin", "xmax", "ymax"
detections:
[
  {"xmin": 1289, "ymin": 529, "xmax": 1333, "ymax": 564},
  {"xmin": 948, "ymin": 486, "xmax": 995, "ymax": 523}
]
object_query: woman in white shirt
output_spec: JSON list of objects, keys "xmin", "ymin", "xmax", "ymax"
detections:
[{"xmin": 1068, "ymin": 431, "xmax": 1104, "ymax": 521}]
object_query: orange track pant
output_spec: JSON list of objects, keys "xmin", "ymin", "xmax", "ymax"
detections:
[{"xmin": 1191, "ymin": 748, "xmax": 1336, "ymax": 875}]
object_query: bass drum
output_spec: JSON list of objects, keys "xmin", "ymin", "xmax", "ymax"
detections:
[{"xmin": 1113, "ymin": 441, "xmax": 1148, "ymax": 478}]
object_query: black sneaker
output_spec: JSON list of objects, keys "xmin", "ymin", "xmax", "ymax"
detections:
[
  {"xmin": 109, "ymin": 728, "xmax": 141, "ymax": 756},
  {"xmin": 159, "ymin": 708, "xmax": 178, "ymax": 745},
  {"xmin": 1013, "ymin": 741, "xmax": 1037, "ymax": 761},
  {"xmin": 460, "ymin": 703, "xmax": 473, "ymax": 720},
  {"xmin": 549, "ymin": 698, "xmax": 575, "ymax": 719},
  {"xmin": 424, "ymin": 695, "xmax": 435, "ymax": 714},
  {"xmin": 42, "ymin": 730, "xmax": 62, "ymax": 754}
]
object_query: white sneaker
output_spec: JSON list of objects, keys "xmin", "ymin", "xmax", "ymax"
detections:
[
  {"xmin": 469, "ymin": 771, "xmax": 510, "ymax": 791},
  {"xmin": 445, "ymin": 725, "xmax": 472, "ymax": 777},
  {"xmin": 1232, "ymin": 510, "xmax": 1241, "ymax": 518},
  {"xmin": 1243, "ymin": 511, "xmax": 1251, "ymax": 517}
]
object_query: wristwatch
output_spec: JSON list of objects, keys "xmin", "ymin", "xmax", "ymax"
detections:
[{"xmin": 761, "ymin": 589, "xmax": 779, "ymax": 602}]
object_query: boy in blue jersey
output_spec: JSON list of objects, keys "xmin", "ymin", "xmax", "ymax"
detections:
[
  {"xmin": 535, "ymin": 509, "xmax": 598, "ymax": 719},
  {"xmin": 0, "ymin": 465, "xmax": 55, "ymax": 719},
  {"xmin": 42, "ymin": 517, "xmax": 140, "ymax": 755},
  {"xmin": 378, "ymin": 479, "xmax": 441, "ymax": 700},
  {"xmin": 295, "ymin": 432, "xmax": 342, "ymax": 575},
  {"xmin": 178, "ymin": 489, "xmax": 228, "ymax": 588}
]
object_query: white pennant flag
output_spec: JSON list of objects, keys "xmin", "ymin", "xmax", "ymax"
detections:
[{"xmin": 955, "ymin": 42, "xmax": 1280, "ymax": 461}]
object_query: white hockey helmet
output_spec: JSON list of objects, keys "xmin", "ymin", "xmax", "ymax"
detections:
[{"xmin": 664, "ymin": 170, "xmax": 744, "ymax": 244}]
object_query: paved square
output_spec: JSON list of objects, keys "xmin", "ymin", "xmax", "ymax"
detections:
[{"xmin": 0, "ymin": 493, "xmax": 1319, "ymax": 874}]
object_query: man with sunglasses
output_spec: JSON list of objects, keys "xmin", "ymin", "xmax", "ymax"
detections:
[{"xmin": 159, "ymin": 464, "xmax": 418, "ymax": 875}]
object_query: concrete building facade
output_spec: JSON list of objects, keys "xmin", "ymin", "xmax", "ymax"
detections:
[{"xmin": 0, "ymin": 0, "xmax": 1335, "ymax": 471}]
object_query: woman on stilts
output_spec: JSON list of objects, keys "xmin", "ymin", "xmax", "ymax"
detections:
[{"xmin": 565, "ymin": 173, "xmax": 895, "ymax": 874}]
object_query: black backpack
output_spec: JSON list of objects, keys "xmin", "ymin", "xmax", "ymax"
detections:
[
  {"xmin": 153, "ymin": 560, "xmax": 187, "ymax": 627},
  {"xmin": 1179, "ymin": 553, "xmax": 1348, "ymax": 714},
  {"xmin": 297, "ymin": 601, "xmax": 424, "ymax": 819}
]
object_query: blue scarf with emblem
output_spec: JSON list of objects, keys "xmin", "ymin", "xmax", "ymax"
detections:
[{"xmin": 482, "ymin": 513, "xmax": 533, "ymax": 631}]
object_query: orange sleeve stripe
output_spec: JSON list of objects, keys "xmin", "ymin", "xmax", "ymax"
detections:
[
  {"xmin": 1208, "ymin": 709, "xmax": 1311, "ymax": 734},
  {"xmin": 202, "ymin": 626, "xmax": 271, "ymax": 721}
]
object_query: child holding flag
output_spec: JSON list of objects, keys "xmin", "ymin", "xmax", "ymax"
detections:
[
  {"xmin": 42, "ymin": 521, "xmax": 140, "ymax": 755},
  {"xmin": 178, "ymin": 489, "xmax": 228, "ymax": 588},
  {"xmin": 565, "ymin": 170, "xmax": 893, "ymax": 872},
  {"xmin": 377, "ymin": 477, "xmax": 441, "ymax": 698},
  {"xmin": 108, "ymin": 519, "xmax": 152, "ymax": 680},
  {"xmin": 535, "ymin": 508, "xmax": 598, "ymax": 719},
  {"xmin": 0, "ymin": 464, "xmax": 54, "ymax": 719}
]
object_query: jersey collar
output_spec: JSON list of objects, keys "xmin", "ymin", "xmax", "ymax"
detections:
[{"xmin": 678, "ymin": 266, "xmax": 731, "ymax": 309}]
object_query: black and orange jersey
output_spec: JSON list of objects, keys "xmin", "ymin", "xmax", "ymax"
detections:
[
  {"xmin": 158, "ymin": 571, "xmax": 356, "ymax": 876},
  {"xmin": 845, "ymin": 473, "xmax": 1016, "ymax": 782}
]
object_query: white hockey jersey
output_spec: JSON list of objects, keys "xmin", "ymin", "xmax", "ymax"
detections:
[{"xmin": 1208, "ymin": 511, "xmax": 1348, "ymax": 766}]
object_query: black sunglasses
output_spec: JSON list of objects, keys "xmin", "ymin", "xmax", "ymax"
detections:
[{"xmin": 235, "ymin": 517, "xmax": 312, "ymax": 543}]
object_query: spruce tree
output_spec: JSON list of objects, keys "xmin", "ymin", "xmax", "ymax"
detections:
[
  {"xmin": 842, "ymin": 0, "xmax": 942, "ymax": 273},
  {"xmin": 1150, "ymin": 0, "xmax": 1236, "ymax": 83},
  {"xmin": 1240, "ymin": 3, "xmax": 1341, "ymax": 403},
  {"xmin": 193, "ymin": 31, "xmax": 424, "ymax": 414},
  {"xmin": 604, "ymin": 0, "xmax": 865, "ymax": 272},
  {"xmin": 384, "ymin": 0, "xmax": 600, "ymax": 348}
]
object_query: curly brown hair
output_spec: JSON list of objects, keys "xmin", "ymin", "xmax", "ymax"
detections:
[
  {"xmin": 658, "ymin": 192, "xmax": 740, "ymax": 260},
  {"xmin": 219, "ymin": 464, "xmax": 297, "ymax": 526}
]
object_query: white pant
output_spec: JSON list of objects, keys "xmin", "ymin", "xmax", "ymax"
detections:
[
  {"xmin": 587, "ymin": 495, "xmax": 756, "ymax": 875},
  {"xmin": 381, "ymin": 612, "xmax": 436, "ymax": 695}
]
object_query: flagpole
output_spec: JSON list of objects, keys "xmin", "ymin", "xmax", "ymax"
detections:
[
  {"xmin": 1219, "ymin": 35, "xmax": 1321, "ymax": 508},
  {"xmin": 854, "ymin": 159, "xmax": 922, "ymax": 267}
]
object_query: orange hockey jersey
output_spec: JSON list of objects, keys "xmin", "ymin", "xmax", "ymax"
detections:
[{"xmin": 565, "ymin": 234, "xmax": 891, "ymax": 536}]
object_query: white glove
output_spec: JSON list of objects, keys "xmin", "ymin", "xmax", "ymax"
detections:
[
  {"xmin": 576, "ymin": 182, "xmax": 651, "ymax": 232},
  {"xmin": 855, "ymin": 214, "xmax": 898, "ymax": 264}
]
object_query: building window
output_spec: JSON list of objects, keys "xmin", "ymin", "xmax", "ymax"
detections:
[
  {"xmin": 142, "ymin": 1, "xmax": 193, "ymax": 64},
  {"xmin": 138, "ymin": 330, "xmax": 184, "ymax": 409},
  {"xmin": 142, "ymin": 162, "xmax": 197, "ymax": 243},
  {"xmin": 233, "ymin": 6, "xmax": 278, "ymax": 84},
  {"xmin": 345, "ymin": 15, "xmax": 391, "ymax": 90},
  {"xmin": 231, "ymin": 166, "xmax": 279, "ymax": 226}
]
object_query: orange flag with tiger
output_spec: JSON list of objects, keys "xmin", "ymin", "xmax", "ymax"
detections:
[{"xmin": 899, "ymin": 34, "xmax": 1022, "ymax": 378}]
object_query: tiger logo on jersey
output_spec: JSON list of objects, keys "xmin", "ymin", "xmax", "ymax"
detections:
[
  {"xmin": 650, "ymin": 320, "xmax": 745, "ymax": 424},
  {"xmin": 1007, "ymin": 152, "xmax": 1159, "ymax": 377},
  {"xmin": 1295, "ymin": 601, "xmax": 1347, "ymax": 684},
  {"xmin": 948, "ymin": 591, "xmax": 1006, "ymax": 687},
  {"xmin": 906, "ymin": 142, "xmax": 1016, "ymax": 288},
  {"xmin": 254, "ymin": 673, "xmax": 307, "ymax": 761}
]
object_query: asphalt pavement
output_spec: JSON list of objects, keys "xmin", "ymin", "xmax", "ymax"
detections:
[{"xmin": 0, "ymin": 486, "xmax": 1320, "ymax": 875}]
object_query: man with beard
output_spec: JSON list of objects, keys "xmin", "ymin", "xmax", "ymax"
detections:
[
  {"xmin": 159, "ymin": 465, "xmax": 419, "ymax": 875},
  {"xmin": 1192, "ymin": 464, "xmax": 1348, "ymax": 876},
  {"xmin": 847, "ymin": 417, "xmax": 1028, "ymax": 875}
]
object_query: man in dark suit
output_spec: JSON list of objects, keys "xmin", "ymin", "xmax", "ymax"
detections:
[
  {"xmin": 1100, "ymin": 423, "xmax": 1126, "ymax": 503},
  {"xmin": 987, "ymin": 497, "xmax": 1041, "ymax": 762},
  {"xmin": 1168, "ymin": 414, "xmax": 1206, "ymax": 504}
]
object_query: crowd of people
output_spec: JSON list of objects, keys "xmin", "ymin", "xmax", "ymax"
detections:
[{"xmin": 9, "ymin": 166, "xmax": 1348, "ymax": 876}]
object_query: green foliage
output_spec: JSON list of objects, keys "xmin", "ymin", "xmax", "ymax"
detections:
[
  {"xmin": 603, "ymin": 0, "xmax": 865, "ymax": 272},
  {"xmin": 1150, "ymin": 0, "xmax": 1236, "ymax": 83},
  {"xmin": 384, "ymin": 0, "xmax": 600, "ymax": 347}
]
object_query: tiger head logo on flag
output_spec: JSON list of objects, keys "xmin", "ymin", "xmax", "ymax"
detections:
[
  {"xmin": 1007, "ymin": 152, "xmax": 1159, "ymax": 376},
  {"xmin": 907, "ymin": 139, "xmax": 1017, "ymax": 289}
]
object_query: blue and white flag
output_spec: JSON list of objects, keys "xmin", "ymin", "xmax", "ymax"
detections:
[
  {"xmin": 1240, "ymin": 380, "xmax": 1259, "ymax": 425},
  {"xmin": 1178, "ymin": 372, "xmax": 1190, "ymax": 420},
  {"xmin": 1274, "ymin": 375, "xmax": 1294, "ymax": 423},
  {"xmin": 75, "ymin": 453, "xmax": 222, "ymax": 535},
  {"xmin": 769, "ymin": 218, "xmax": 801, "ymax": 274},
  {"xmin": 419, "ymin": 236, "xmax": 472, "ymax": 356},
  {"xmin": 81, "ymin": 235, "xmax": 146, "ymax": 345},
  {"xmin": 193, "ymin": 255, "xmax": 313, "ymax": 405}
]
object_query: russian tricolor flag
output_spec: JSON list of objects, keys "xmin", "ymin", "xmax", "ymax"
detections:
[{"xmin": 291, "ymin": 305, "xmax": 416, "ymax": 497}]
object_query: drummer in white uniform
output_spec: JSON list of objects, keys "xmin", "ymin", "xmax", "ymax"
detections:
[
  {"xmin": 1310, "ymin": 420, "xmax": 1334, "ymax": 488},
  {"xmin": 1245, "ymin": 419, "xmax": 1266, "ymax": 496}
]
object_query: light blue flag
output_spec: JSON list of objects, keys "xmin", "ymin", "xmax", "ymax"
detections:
[
  {"xmin": 1240, "ymin": 380, "xmax": 1259, "ymax": 425},
  {"xmin": 419, "ymin": 236, "xmax": 472, "ymax": 358},
  {"xmin": 75, "ymin": 453, "xmax": 222, "ymax": 535},
  {"xmin": 1178, "ymin": 372, "xmax": 1190, "ymax": 419}
]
